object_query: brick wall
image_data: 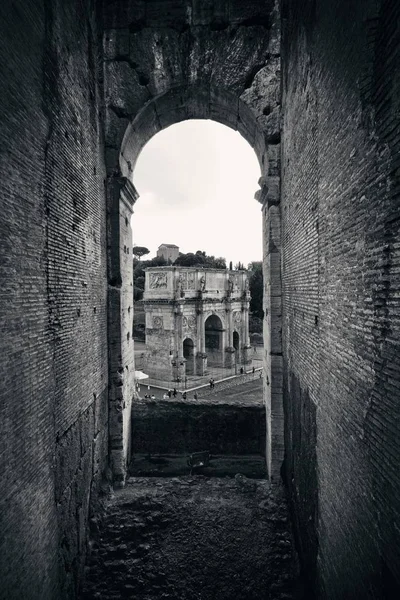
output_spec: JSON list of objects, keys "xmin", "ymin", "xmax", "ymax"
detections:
[
  {"xmin": 281, "ymin": 0, "xmax": 400, "ymax": 596},
  {"xmin": 0, "ymin": 1, "xmax": 108, "ymax": 598}
]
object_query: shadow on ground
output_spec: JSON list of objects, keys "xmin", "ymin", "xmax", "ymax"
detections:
[
  {"xmin": 81, "ymin": 476, "xmax": 304, "ymax": 600},
  {"xmin": 129, "ymin": 454, "xmax": 267, "ymax": 478}
]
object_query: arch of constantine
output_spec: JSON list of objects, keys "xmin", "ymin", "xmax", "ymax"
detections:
[{"xmin": 142, "ymin": 267, "xmax": 251, "ymax": 382}]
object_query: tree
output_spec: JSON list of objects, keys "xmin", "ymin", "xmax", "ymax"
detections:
[
  {"xmin": 234, "ymin": 261, "xmax": 245, "ymax": 270},
  {"xmin": 174, "ymin": 252, "xmax": 202, "ymax": 266},
  {"xmin": 132, "ymin": 246, "xmax": 150, "ymax": 260},
  {"xmin": 248, "ymin": 261, "xmax": 263, "ymax": 319},
  {"xmin": 174, "ymin": 251, "xmax": 226, "ymax": 269},
  {"xmin": 212, "ymin": 256, "xmax": 227, "ymax": 269}
]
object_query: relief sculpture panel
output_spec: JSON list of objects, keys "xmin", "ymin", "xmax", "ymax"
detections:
[
  {"xmin": 187, "ymin": 272, "xmax": 195, "ymax": 290},
  {"xmin": 149, "ymin": 272, "xmax": 168, "ymax": 289},
  {"xmin": 153, "ymin": 316, "xmax": 163, "ymax": 329}
]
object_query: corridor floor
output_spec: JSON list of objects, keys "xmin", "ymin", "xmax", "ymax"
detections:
[{"xmin": 81, "ymin": 476, "xmax": 303, "ymax": 600}]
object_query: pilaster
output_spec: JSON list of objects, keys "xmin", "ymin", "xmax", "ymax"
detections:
[{"xmin": 107, "ymin": 176, "xmax": 139, "ymax": 486}]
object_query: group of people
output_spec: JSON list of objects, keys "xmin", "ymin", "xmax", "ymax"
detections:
[
  {"xmin": 143, "ymin": 388, "xmax": 199, "ymax": 401},
  {"xmin": 143, "ymin": 367, "xmax": 259, "ymax": 401}
]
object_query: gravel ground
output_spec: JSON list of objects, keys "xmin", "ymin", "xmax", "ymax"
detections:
[{"xmin": 81, "ymin": 476, "xmax": 303, "ymax": 600}]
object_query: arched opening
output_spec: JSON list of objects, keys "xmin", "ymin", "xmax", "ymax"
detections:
[
  {"xmin": 205, "ymin": 314, "xmax": 224, "ymax": 367},
  {"xmin": 131, "ymin": 120, "xmax": 262, "ymax": 268},
  {"xmin": 119, "ymin": 85, "xmax": 268, "ymax": 178},
  {"xmin": 107, "ymin": 84, "xmax": 283, "ymax": 483},
  {"xmin": 183, "ymin": 338, "xmax": 195, "ymax": 375},
  {"xmin": 233, "ymin": 331, "xmax": 240, "ymax": 365}
]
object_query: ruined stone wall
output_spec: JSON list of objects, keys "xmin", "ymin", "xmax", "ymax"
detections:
[
  {"xmin": 0, "ymin": 1, "xmax": 108, "ymax": 598},
  {"xmin": 132, "ymin": 400, "xmax": 266, "ymax": 456},
  {"xmin": 281, "ymin": 0, "xmax": 400, "ymax": 596}
]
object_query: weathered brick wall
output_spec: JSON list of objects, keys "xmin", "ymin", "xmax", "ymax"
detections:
[
  {"xmin": 0, "ymin": 1, "xmax": 108, "ymax": 598},
  {"xmin": 281, "ymin": 0, "xmax": 400, "ymax": 596}
]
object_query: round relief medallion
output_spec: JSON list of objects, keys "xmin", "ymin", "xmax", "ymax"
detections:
[
  {"xmin": 182, "ymin": 316, "xmax": 188, "ymax": 327},
  {"xmin": 187, "ymin": 316, "xmax": 196, "ymax": 329},
  {"xmin": 234, "ymin": 312, "xmax": 242, "ymax": 323},
  {"xmin": 153, "ymin": 316, "xmax": 163, "ymax": 328}
]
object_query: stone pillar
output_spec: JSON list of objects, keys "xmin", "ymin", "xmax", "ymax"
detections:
[
  {"xmin": 226, "ymin": 299, "xmax": 233, "ymax": 346},
  {"xmin": 106, "ymin": 176, "xmax": 138, "ymax": 487},
  {"xmin": 225, "ymin": 347, "xmax": 236, "ymax": 368},
  {"xmin": 196, "ymin": 352, "xmax": 207, "ymax": 375},
  {"xmin": 173, "ymin": 301, "xmax": 185, "ymax": 382},
  {"xmin": 242, "ymin": 298, "xmax": 252, "ymax": 365},
  {"xmin": 256, "ymin": 180, "xmax": 284, "ymax": 481},
  {"xmin": 221, "ymin": 326, "xmax": 226, "ymax": 367},
  {"xmin": 224, "ymin": 299, "xmax": 235, "ymax": 368},
  {"xmin": 195, "ymin": 297, "xmax": 207, "ymax": 375}
]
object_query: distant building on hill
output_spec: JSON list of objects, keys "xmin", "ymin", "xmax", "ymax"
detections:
[{"xmin": 157, "ymin": 243, "xmax": 179, "ymax": 263}]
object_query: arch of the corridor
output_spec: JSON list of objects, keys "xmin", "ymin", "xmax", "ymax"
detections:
[
  {"xmin": 119, "ymin": 85, "xmax": 268, "ymax": 176},
  {"xmin": 105, "ymin": 85, "xmax": 282, "ymax": 485}
]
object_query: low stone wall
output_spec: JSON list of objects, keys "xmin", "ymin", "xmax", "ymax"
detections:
[
  {"xmin": 195, "ymin": 369, "xmax": 263, "ymax": 398},
  {"xmin": 146, "ymin": 368, "xmax": 263, "ymax": 396},
  {"xmin": 131, "ymin": 400, "xmax": 265, "ymax": 456}
]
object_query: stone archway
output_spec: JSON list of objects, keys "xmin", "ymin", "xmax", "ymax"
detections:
[
  {"xmin": 205, "ymin": 315, "xmax": 224, "ymax": 367},
  {"xmin": 183, "ymin": 337, "xmax": 195, "ymax": 375},
  {"xmin": 233, "ymin": 330, "xmax": 240, "ymax": 364},
  {"xmin": 103, "ymin": 3, "xmax": 283, "ymax": 482}
]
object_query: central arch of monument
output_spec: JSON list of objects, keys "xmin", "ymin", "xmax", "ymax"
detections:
[{"xmin": 103, "ymin": 1, "xmax": 283, "ymax": 483}]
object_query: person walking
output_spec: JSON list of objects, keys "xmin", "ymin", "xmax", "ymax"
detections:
[
  {"xmin": 194, "ymin": 392, "xmax": 198, "ymax": 400},
  {"xmin": 182, "ymin": 391, "xmax": 187, "ymax": 400},
  {"xmin": 173, "ymin": 387, "xmax": 177, "ymax": 398}
]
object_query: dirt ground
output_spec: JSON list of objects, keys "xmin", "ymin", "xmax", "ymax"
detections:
[{"xmin": 82, "ymin": 476, "xmax": 303, "ymax": 600}]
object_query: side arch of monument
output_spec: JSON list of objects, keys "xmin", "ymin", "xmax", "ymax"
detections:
[
  {"xmin": 102, "ymin": 9, "xmax": 283, "ymax": 482},
  {"xmin": 182, "ymin": 337, "xmax": 195, "ymax": 375}
]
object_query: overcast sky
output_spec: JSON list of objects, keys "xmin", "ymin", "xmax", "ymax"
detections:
[{"xmin": 131, "ymin": 120, "xmax": 262, "ymax": 267}]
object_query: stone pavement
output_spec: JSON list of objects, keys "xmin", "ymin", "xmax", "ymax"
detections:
[{"xmin": 139, "ymin": 375, "xmax": 264, "ymax": 407}]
